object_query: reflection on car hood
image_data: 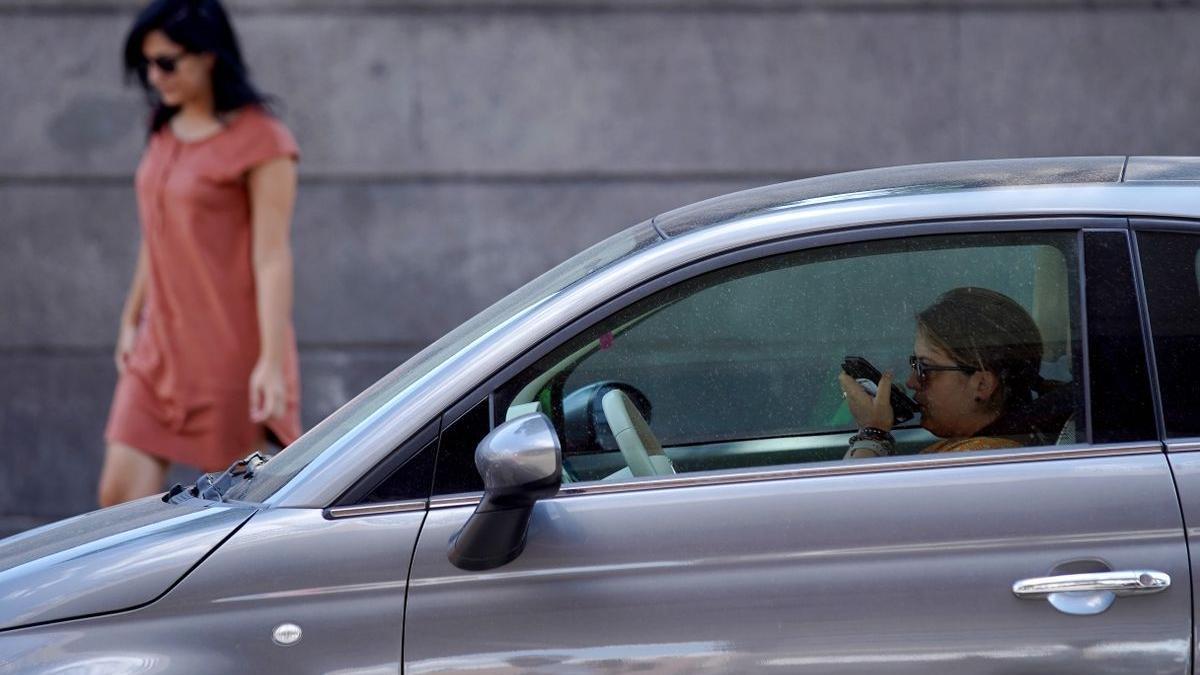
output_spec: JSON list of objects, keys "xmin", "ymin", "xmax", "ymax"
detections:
[{"xmin": 0, "ymin": 496, "xmax": 255, "ymax": 632}]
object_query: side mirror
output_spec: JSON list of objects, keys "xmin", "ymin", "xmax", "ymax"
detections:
[{"xmin": 448, "ymin": 413, "xmax": 562, "ymax": 571}]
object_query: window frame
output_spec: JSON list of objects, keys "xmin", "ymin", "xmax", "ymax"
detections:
[
  {"xmin": 515, "ymin": 231, "xmax": 1084, "ymax": 456},
  {"xmin": 1131, "ymin": 218, "xmax": 1200, "ymax": 451},
  {"xmin": 1082, "ymin": 228, "xmax": 1160, "ymax": 445},
  {"xmin": 324, "ymin": 419, "xmax": 439, "ymax": 518},
  {"xmin": 416, "ymin": 216, "xmax": 1156, "ymax": 502}
]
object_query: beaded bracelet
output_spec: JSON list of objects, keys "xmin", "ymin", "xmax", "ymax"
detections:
[
  {"xmin": 854, "ymin": 426, "xmax": 894, "ymax": 443},
  {"xmin": 848, "ymin": 427, "xmax": 896, "ymax": 457}
]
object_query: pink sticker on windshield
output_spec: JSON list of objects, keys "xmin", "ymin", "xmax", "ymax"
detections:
[{"xmin": 599, "ymin": 332, "xmax": 614, "ymax": 350}]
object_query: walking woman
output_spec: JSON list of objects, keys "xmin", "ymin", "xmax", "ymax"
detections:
[{"xmin": 100, "ymin": 0, "xmax": 302, "ymax": 506}]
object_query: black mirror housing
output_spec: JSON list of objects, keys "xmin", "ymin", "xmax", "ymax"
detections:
[{"xmin": 448, "ymin": 413, "xmax": 562, "ymax": 571}]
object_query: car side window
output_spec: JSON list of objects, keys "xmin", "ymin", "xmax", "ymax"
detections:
[
  {"xmin": 494, "ymin": 232, "xmax": 1084, "ymax": 485},
  {"xmin": 1135, "ymin": 227, "xmax": 1200, "ymax": 439}
]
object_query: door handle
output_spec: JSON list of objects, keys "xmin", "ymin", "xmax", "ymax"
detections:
[{"xmin": 1013, "ymin": 570, "xmax": 1170, "ymax": 599}]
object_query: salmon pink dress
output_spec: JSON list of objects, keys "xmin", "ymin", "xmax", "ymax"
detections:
[{"xmin": 105, "ymin": 107, "xmax": 302, "ymax": 472}]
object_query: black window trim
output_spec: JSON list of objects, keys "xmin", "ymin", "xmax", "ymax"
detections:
[
  {"xmin": 325, "ymin": 418, "xmax": 440, "ymax": 515},
  {"xmin": 429, "ymin": 216, "xmax": 1131, "ymax": 498},
  {"xmin": 1131, "ymin": 217, "xmax": 1200, "ymax": 451},
  {"xmin": 1080, "ymin": 228, "xmax": 1160, "ymax": 445},
  {"xmin": 1075, "ymin": 229, "xmax": 1094, "ymax": 444},
  {"xmin": 1128, "ymin": 227, "xmax": 1168, "ymax": 443}
]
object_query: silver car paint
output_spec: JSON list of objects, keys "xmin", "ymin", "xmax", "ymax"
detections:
[
  {"xmin": 651, "ymin": 156, "xmax": 1128, "ymax": 237},
  {"xmin": 1166, "ymin": 450, "xmax": 1200, "ymax": 673},
  {"xmin": 0, "ymin": 497, "xmax": 253, "ymax": 632},
  {"xmin": 476, "ymin": 414, "xmax": 562, "ymax": 489},
  {"xmin": 407, "ymin": 450, "xmax": 1188, "ymax": 674},
  {"xmin": 1124, "ymin": 156, "xmax": 1200, "ymax": 182},
  {"xmin": 2, "ymin": 507, "xmax": 423, "ymax": 673},
  {"xmin": 271, "ymin": 182, "xmax": 1200, "ymax": 510}
]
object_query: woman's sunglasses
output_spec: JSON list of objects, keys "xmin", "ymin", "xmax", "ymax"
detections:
[
  {"xmin": 140, "ymin": 54, "xmax": 185, "ymax": 75},
  {"xmin": 909, "ymin": 354, "xmax": 977, "ymax": 383}
]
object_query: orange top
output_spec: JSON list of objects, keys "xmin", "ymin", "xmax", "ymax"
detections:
[
  {"xmin": 105, "ymin": 107, "xmax": 301, "ymax": 471},
  {"xmin": 920, "ymin": 436, "xmax": 1022, "ymax": 454}
]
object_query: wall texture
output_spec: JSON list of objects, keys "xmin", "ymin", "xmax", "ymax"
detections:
[{"xmin": 3, "ymin": 0, "xmax": 1199, "ymax": 536}]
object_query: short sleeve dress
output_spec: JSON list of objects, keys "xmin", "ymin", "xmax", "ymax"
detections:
[{"xmin": 105, "ymin": 106, "xmax": 302, "ymax": 472}]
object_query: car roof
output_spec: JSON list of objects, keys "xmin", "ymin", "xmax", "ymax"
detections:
[{"xmin": 652, "ymin": 156, "xmax": 1200, "ymax": 238}]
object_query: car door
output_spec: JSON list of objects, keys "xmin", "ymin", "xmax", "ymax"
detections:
[
  {"xmin": 404, "ymin": 221, "xmax": 1189, "ymax": 674},
  {"xmin": 1133, "ymin": 220, "xmax": 1200, "ymax": 675}
]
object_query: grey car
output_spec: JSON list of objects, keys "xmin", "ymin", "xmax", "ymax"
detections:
[{"xmin": 5, "ymin": 156, "xmax": 1200, "ymax": 674}]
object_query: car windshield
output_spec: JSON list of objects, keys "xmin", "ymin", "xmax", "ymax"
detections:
[{"xmin": 222, "ymin": 221, "xmax": 662, "ymax": 503}]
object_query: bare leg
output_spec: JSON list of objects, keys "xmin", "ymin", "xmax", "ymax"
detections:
[{"xmin": 97, "ymin": 441, "xmax": 170, "ymax": 508}]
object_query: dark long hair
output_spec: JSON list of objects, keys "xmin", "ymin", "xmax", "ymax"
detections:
[
  {"xmin": 122, "ymin": 0, "xmax": 271, "ymax": 134},
  {"xmin": 917, "ymin": 287, "xmax": 1044, "ymax": 409}
]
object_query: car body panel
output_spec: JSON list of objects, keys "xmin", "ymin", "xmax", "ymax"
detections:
[
  {"xmin": 1165, "ymin": 452, "xmax": 1200, "ymax": 675},
  {"xmin": 0, "ymin": 507, "xmax": 423, "ymax": 673},
  {"xmin": 406, "ymin": 451, "xmax": 1189, "ymax": 674},
  {"xmin": 0, "ymin": 497, "xmax": 253, "ymax": 632},
  {"xmin": 1125, "ymin": 156, "xmax": 1200, "ymax": 182},
  {"xmin": 653, "ymin": 156, "xmax": 1127, "ymax": 238}
]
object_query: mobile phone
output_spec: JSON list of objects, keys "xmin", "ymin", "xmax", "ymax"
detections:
[{"xmin": 841, "ymin": 355, "xmax": 920, "ymax": 425}]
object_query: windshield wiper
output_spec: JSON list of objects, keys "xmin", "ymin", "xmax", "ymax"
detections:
[{"xmin": 165, "ymin": 452, "xmax": 270, "ymax": 504}]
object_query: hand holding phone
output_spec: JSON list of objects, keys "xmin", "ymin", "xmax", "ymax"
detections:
[{"xmin": 841, "ymin": 355, "xmax": 919, "ymax": 426}]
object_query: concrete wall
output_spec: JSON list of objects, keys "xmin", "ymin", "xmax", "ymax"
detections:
[{"xmin": 3, "ymin": 0, "xmax": 1199, "ymax": 535}]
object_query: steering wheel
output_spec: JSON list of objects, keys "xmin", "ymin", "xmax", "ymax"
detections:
[{"xmin": 601, "ymin": 388, "xmax": 676, "ymax": 477}]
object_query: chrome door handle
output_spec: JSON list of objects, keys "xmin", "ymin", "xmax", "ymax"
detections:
[{"xmin": 1013, "ymin": 570, "xmax": 1170, "ymax": 599}]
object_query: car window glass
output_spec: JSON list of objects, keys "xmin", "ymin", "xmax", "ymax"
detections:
[
  {"xmin": 433, "ymin": 398, "xmax": 492, "ymax": 495},
  {"xmin": 359, "ymin": 439, "xmax": 437, "ymax": 504},
  {"xmin": 225, "ymin": 222, "xmax": 660, "ymax": 504},
  {"xmin": 1135, "ymin": 228, "xmax": 1200, "ymax": 438},
  {"xmin": 1083, "ymin": 231, "xmax": 1156, "ymax": 444},
  {"xmin": 492, "ymin": 232, "xmax": 1083, "ymax": 486}
]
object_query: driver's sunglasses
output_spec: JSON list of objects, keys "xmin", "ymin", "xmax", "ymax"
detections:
[
  {"xmin": 140, "ymin": 54, "xmax": 185, "ymax": 75},
  {"xmin": 909, "ymin": 354, "xmax": 977, "ymax": 383}
]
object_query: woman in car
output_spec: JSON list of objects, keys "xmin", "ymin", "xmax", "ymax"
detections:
[
  {"xmin": 839, "ymin": 286, "xmax": 1068, "ymax": 458},
  {"xmin": 99, "ymin": 0, "xmax": 302, "ymax": 506}
]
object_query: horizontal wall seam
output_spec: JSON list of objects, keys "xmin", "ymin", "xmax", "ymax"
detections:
[
  {"xmin": 0, "ymin": 343, "xmax": 431, "ymax": 357},
  {"xmin": 0, "ymin": 1, "xmax": 1192, "ymax": 15},
  {"xmin": 0, "ymin": 171, "xmax": 812, "ymax": 187}
]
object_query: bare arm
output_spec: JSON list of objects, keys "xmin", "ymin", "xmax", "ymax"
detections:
[
  {"xmin": 114, "ymin": 240, "xmax": 148, "ymax": 374},
  {"xmin": 121, "ymin": 240, "xmax": 149, "ymax": 326},
  {"xmin": 247, "ymin": 156, "xmax": 298, "ymax": 423}
]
